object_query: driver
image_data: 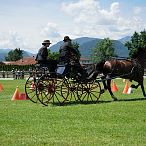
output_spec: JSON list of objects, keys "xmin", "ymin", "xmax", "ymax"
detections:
[{"xmin": 59, "ymin": 36, "xmax": 85, "ymax": 77}]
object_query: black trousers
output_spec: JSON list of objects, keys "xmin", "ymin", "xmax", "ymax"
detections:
[{"xmin": 38, "ymin": 59, "xmax": 58, "ymax": 72}]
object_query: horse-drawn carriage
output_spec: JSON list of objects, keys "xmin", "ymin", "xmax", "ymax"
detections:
[
  {"xmin": 25, "ymin": 47, "xmax": 146, "ymax": 106},
  {"xmin": 25, "ymin": 60, "xmax": 102, "ymax": 106}
]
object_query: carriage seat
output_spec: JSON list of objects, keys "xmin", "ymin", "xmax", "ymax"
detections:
[
  {"xmin": 35, "ymin": 63, "xmax": 49, "ymax": 70},
  {"xmin": 84, "ymin": 65, "xmax": 95, "ymax": 77},
  {"xmin": 57, "ymin": 62, "xmax": 82, "ymax": 78},
  {"xmin": 56, "ymin": 64, "xmax": 66, "ymax": 75}
]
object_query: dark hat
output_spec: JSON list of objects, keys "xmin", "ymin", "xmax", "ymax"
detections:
[
  {"xmin": 42, "ymin": 40, "xmax": 51, "ymax": 44},
  {"xmin": 63, "ymin": 36, "xmax": 71, "ymax": 41}
]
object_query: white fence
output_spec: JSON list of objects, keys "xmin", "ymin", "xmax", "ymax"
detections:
[{"xmin": 0, "ymin": 71, "xmax": 30, "ymax": 79}]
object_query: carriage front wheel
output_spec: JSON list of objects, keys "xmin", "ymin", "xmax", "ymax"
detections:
[
  {"xmin": 77, "ymin": 80, "xmax": 101, "ymax": 103},
  {"xmin": 61, "ymin": 78, "xmax": 79, "ymax": 103}
]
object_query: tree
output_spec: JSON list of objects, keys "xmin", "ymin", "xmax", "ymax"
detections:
[
  {"xmin": 48, "ymin": 49, "xmax": 59, "ymax": 60},
  {"xmin": 91, "ymin": 38, "xmax": 115, "ymax": 63},
  {"xmin": 47, "ymin": 41, "xmax": 81, "ymax": 61},
  {"xmin": 71, "ymin": 41, "xmax": 81, "ymax": 59},
  {"xmin": 125, "ymin": 30, "xmax": 146, "ymax": 58},
  {"xmin": 5, "ymin": 48, "xmax": 23, "ymax": 61}
]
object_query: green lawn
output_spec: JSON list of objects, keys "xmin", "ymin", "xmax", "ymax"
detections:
[{"xmin": 0, "ymin": 79, "xmax": 146, "ymax": 146}]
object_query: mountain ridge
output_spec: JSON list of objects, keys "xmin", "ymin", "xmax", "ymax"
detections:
[
  {"xmin": 0, "ymin": 36, "xmax": 130, "ymax": 61},
  {"xmin": 50, "ymin": 36, "xmax": 130, "ymax": 58}
]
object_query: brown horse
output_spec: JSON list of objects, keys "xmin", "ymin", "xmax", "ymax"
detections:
[{"xmin": 92, "ymin": 48, "xmax": 146, "ymax": 100}]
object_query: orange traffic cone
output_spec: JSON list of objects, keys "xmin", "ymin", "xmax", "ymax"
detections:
[
  {"xmin": 0, "ymin": 83, "xmax": 3, "ymax": 92},
  {"xmin": 19, "ymin": 92, "xmax": 27, "ymax": 100},
  {"xmin": 11, "ymin": 86, "xmax": 20, "ymax": 100},
  {"xmin": 122, "ymin": 82, "xmax": 129, "ymax": 94},
  {"xmin": 111, "ymin": 81, "xmax": 118, "ymax": 92}
]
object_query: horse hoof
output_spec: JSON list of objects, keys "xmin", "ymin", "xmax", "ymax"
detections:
[{"xmin": 112, "ymin": 97, "xmax": 118, "ymax": 101}]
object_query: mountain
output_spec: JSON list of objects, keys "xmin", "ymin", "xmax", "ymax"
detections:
[
  {"xmin": 0, "ymin": 36, "xmax": 130, "ymax": 61},
  {"xmin": 50, "ymin": 41, "xmax": 63, "ymax": 52},
  {"xmin": 112, "ymin": 40, "xmax": 129, "ymax": 57},
  {"xmin": 0, "ymin": 49, "xmax": 35, "ymax": 61},
  {"xmin": 22, "ymin": 50, "xmax": 36, "ymax": 58},
  {"xmin": 78, "ymin": 38, "xmax": 101, "ymax": 57},
  {"xmin": 49, "ymin": 37, "xmax": 98, "ymax": 52},
  {"xmin": 118, "ymin": 36, "xmax": 131, "ymax": 44},
  {"xmin": 0, "ymin": 49, "xmax": 11, "ymax": 61},
  {"xmin": 74, "ymin": 37, "xmax": 97, "ymax": 45},
  {"xmin": 50, "ymin": 37, "xmax": 130, "ymax": 58}
]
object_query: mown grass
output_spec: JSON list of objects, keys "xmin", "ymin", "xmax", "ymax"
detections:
[{"xmin": 0, "ymin": 79, "xmax": 146, "ymax": 146}]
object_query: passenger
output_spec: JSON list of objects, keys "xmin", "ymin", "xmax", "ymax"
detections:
[{"xmin": 35, "ymin": 40, "xmax": 57, "ymax": 72}]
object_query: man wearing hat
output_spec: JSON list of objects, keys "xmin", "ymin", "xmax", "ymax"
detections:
[
  {"xmin": 59, "ymin": 36, "xmax": 79, "ymax": 64},
  {"xmin": 36, "ymin": 40, "xmax": 57, "ymax": 72},
  {"xmin": 59, "ymin": 36, "xmax": 84, "ymax": 77}
]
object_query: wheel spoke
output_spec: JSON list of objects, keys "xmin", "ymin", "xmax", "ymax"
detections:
[{"xmin": 77, "ymin": 80, "xmax": 101, "ymax": 103}]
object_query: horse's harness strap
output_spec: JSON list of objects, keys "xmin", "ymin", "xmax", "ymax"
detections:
[{"xmin": 111, "ymin": 59, "xmax": 117, "ymax": 74}]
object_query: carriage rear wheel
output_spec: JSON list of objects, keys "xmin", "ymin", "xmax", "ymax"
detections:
[
  {"xmin": 24, "ymin": 67, "xmax": 48, "ymax": 103},
  {"xmin": 25, "ymin": 76, "xmax": 39, "ymax": 103},
  {"xmin": 36, "ymin": 73, "xmax": 68, "ymax": 106},
  {"xmin": 77, "ymin": 80, "xmax": 101, "ymax": 103}
]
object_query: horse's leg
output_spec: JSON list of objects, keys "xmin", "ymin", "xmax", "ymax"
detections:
[
  {"xmin": 140, "ymin": 83, "xmax": 146, "ymax": 98},
  {"xmin": 107, "ymin": 79, "xmax": 117, "ymax": 101},
  {"xmin": 100, "ymin": 76, "xmax": 108, "ymax": 94},
  {"xmin": 132, "ymin": 81, "xmax": 146, "ymax": 97},
  {"xmin": 131, "ymin": 83, "xmax": 140, "ymax": 89},
  {"xmin": 96, "ymin": 76, "xmax": 108, "ymax": 94}
]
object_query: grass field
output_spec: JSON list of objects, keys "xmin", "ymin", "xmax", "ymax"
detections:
[{"xmin": 0, "ymin": 79, "xmax": 146, "ymax": 146}]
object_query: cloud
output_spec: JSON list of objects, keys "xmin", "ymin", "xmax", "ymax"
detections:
[
  {"xmin": 133, "ymin": 6, "xmax": 142, "ymax": 15},
  {"xmin": 61, "ymin": 0, "xmax": 146, "ymax": 39},
  {"xmin": 40, "ymin": 22, "xmax": 62, "ymax": 43},
  {"xmin": 0, "ymin": 21, "xmax": 65, "ymax": 53},
  {"xmin": 0, "ymin": 23, "xmax": 63, "ymax": 53},
  {"xmin": 1, "ymin": 0, "xmax": 146, "ymax": 54},
  {"xmin": 0, "ymin": 30, "xmax": 29, "ymax": 50}
]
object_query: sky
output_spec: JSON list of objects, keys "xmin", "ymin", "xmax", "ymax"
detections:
[{"xmin": 0, "ymin": 0, "xmax": 146, "ymax": 53}]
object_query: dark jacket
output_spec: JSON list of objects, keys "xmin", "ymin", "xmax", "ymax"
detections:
[
  {"xmin": 59, "ymin": 41, "xmax": 79, "ymax": 63},
  {"xmin": 36, "ymin": 46, "xmax": 48, "ymax": 61}
]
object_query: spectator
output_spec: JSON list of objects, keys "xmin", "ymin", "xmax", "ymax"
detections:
[
  {"xmin": 2, "ymin": 70, "xmax": 5, "ymax": 78},
  {"xmin": 11, "ymin": 68, "xmax": 15, "ymax": 78}
]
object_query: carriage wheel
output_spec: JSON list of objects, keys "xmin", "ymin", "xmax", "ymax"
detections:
[
  {"xmin": 61, "ymin": 78, "xmax": 78, "ymax": 103},
  {"xmin": 36, "ymin": 74, "xmax": 68, "ymax": 106},
  {"xmin": 77, "ymin": 80, "xmax": 101, "ymax": 103},
  {"xmin": 25, "ymin": 76, "xmax": 39, "ymax": 103}
]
